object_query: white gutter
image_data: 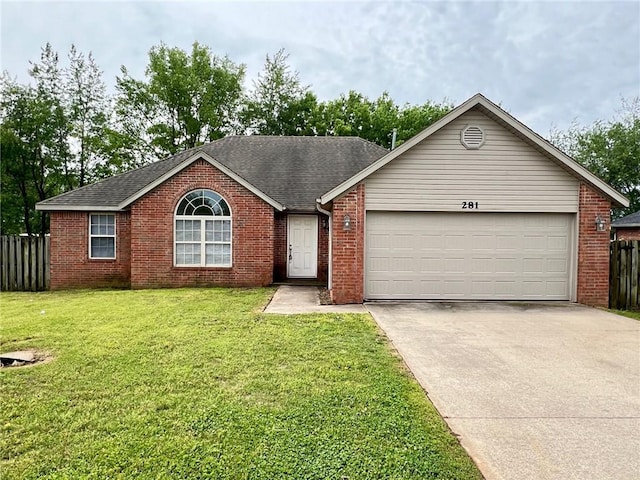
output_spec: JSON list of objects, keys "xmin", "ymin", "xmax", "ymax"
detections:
[
  {"xmin": 35, "ymin": 205, "xmax": 124, "ymax": 212},
  {"xmin": 316, "ymin": 202, "xmax": 332, "ymax": 290}
]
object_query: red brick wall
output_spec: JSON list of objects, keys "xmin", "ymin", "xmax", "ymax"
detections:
[
  {"xmin": 330, "ymin": 184, "xmax": 365, "ymax": 304},
  {"xmin": 273, "ymin": 212, "xmax": 287, "ymax": 281},
  {"xmin": 318, "ymin": 215, "xmax": 329, "ymax": 283},
  {"xmin": 49, "ymin": 211, "xmax": 131, "ymax": 289},
  {"xmin": 577, "ymin": 183, "xmax": 612, "ymax": 307},
  {"xmin": 129, "ymin": 159, "xmax": 274, "ymax": 288},
  {"xmin": 615, "ymin": 227, "xmax": 640, "ymax": 241}
]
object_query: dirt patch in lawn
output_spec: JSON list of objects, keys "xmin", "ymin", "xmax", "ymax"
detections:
[{"xmin": 0, "ymin": 350, "xmax": 53, "ymax": 369}]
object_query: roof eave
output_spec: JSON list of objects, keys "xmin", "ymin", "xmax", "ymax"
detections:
[
  {"xmin": 612, "ymin": 223, "xmax": 640, "ymax": 228},
  {"xmin": 36, "ymin": 150, "xmax": 286, "ymax": 213},
  {"xmin": 35, "ymin": 204, "xmax": 124, "ymax": 212},
  {"xmin": 320, "ymin": 93, "xmax": 629, "ymax": 208}
]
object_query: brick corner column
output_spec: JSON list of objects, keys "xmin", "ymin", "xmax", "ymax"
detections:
[
  {"xmin": 577, "ymin": 183, "xmax": 612, "ymax": 307},
  {"xmin": 330, "ymin": 184, "xmax": 365, "ymax": 304}
]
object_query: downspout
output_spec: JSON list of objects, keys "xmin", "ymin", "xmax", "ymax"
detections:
[{"xmin": 316, "ymin": 201, "xmax": 332, "ymax": 290}]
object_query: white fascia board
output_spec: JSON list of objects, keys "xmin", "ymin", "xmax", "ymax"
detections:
[
  {"xmin": 36, "ymin": 204, "xmax": 122, "ymax": 212},
  {"xmin": 320, "ymin": 93, "xmax": 629, "ymax": 208},
  {"xmin": 118, "ymin": 151, "xmax": 285, "ymax": 211}
]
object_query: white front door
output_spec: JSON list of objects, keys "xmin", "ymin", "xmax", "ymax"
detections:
[{"xmin": 288, "ymin": 215, "xmax": 318, "ymax": 278}]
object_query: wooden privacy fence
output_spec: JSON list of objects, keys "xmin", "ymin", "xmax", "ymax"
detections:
[
  {"xmin": 610, "ymin": 240, "xmax": 639, "ymax": 310},
  {"xmin": 0, "ymin": 236, "xmax": 50, "ymax": 291}
]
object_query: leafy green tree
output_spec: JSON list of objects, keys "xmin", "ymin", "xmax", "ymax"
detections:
[
  {"xmin": 65, "ymin": 45, "xmax": 109, "ymax": 186},
  {"xmin": 552, "ymin": 98, "xmax": 640, "ymax": 218},
  {"xmin": 1, "ymin": 43, "xmax": 111, "ymax": 234},
  {"xmin": 396, "ymin": 101, "xmax": 453, "ymax": 145},
  {"xmin": 27, "ymin": 43, "xmax": 74, "ymax": 192},
  {"xmin": 312, "ymin": 90, "xmax": 372, "ymax": 138},
  {"xmin": 242, "ymin": 49, "xmax": 317, "ymax": 135},
  {"xmin": 313, "ymin": 91, "xmax": 451, "ymax": 149},
  {"xmin": 0, "ymin": 79, "xmax": 65, "ymax": 235},
  {"xmin": 1, "ymin": 123, "xmax": 35, "ymax": 235},
  {"xmin": 113, "ymin": 42, "xmax": 245, "ymax": 162},
  {"xmin": 1, "ymin": 44, "xmax": 75, "ymax": 235},
  {"xmin": 368, "ymin": 92, "xmax": 400, "ymax": 147}
]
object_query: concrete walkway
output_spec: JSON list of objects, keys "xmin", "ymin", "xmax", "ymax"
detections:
[
  {"xmin": 263, "ymin": 285, "xmax": 367, "ymax": 314},
  {"xmin": 367, "ymin": 302, "xmax": 640, "ymax": 480}
]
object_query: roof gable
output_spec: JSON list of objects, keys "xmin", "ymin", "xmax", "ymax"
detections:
[
  {"xmin": 363, "ymin": 108, "xmax": 580, "ymax": 213},
  {"xmin": 320, "ymin": 94, "xmax": 629, "ymax": 208},
  {"xmin": 123, "ymin": 152, "xmax": 285, "ymax": 211}
]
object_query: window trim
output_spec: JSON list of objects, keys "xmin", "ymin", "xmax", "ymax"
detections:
[
  {"xmin": 88, "ymin": 213, "xmax": 116, "ymax": 260},
  {"xmin": 174, "ymin": 190, "xmax": 233, "ymax": 268}
]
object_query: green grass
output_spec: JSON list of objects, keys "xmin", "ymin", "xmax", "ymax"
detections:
[
  {"xmin": 0, "ymin": 288, "xmax": 481, "ymax": 479},
  {"xmin": 612, "ymin": 309, "xmax": 640, "ymax": 321}
]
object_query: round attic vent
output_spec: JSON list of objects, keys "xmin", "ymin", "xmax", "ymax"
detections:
[{"xmin": 461, "ymin": 125, "xmax": 485, "ymax": 149}]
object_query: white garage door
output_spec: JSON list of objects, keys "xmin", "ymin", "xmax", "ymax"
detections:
[{"xmin": 366, "ymin": 212, "xmax": 574, "ymax": 300}]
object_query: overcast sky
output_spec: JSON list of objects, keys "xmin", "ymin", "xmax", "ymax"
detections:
[{"xmin": 1, "ymin": 0, "xmax": 639, "ymax": 137}]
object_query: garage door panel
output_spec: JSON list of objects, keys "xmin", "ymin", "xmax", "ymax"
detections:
[
  {"xmin": 365, "ymin": 212, "xmax": 574, "ymax": 300},
  {"xmin": 523, "ymin": 258, "xmax": 544, "ymax": 273},
  {"xmin": 545, "ymin": 280, "xmax": 568, "ymax": 296},
  {"xmin": 446, "ymin": 258, "xmax": 466, "ymax": 273},
  {"xmin": 495, "ymin": 257, "xmax": 518, "ymax": 274},
  {"xmin": 523, "ymin": 281, "xmax": 546, "ymax": 296},
  {"xmin": 472, "ymin": 258, "xmax": 494, "ymax": 273},
  {"xmin": 496, "ymin": 235, "xmax": 521, "ymax": 250},
  {"xmin": 495, "ymin": 280, "xmax": 519, "ymax": 296},
  {"xmin": 472, "ymin": 235, "xmax": 495, "ymax": 250},
  {"xmin": 446, "ymin": 235, "xmax": 467, "ymax": 249},
  {"xmin": 523, "ymin": 235, "xmax": 547, "ymax": 250},
  {"xmin": 368, "ymin": 256, "xmax": 390, "ymax": 272},
  {"xmin": 420, "ymin": 257, "xmax": 442, "ymax": 273},
  {"xmin": 441, "ymin": 280, "xmax": 465, "ymax": 296},
  {"xmin": 548, "ymin": 236, "xmax": 568, "ymax": 250},
  {"xmin": 547, "ymin": 258, "xmax": 568, "ymax": 273},
  {"xmin": 472, "ymin": 281, "xmax": 494, "ymax": 295},
  {"xmin": 421, "ymin": 234, "xmax": 444, "ymax": 248},
  {"xmin": 394, "ymin": 257, "xmax": 415, "ymax": 272},
  {"xmin": 368, "ymin": 233, "xmax": 390, "ymax": 249}
]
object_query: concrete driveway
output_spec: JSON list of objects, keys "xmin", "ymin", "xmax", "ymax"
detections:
[{"xmin": 366, "ymin": 302, "xmax": 640, "ymax": 480}]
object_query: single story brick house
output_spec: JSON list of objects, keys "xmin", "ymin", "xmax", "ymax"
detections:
[
  {"xmin": 612, "ymin": 211, "xmax": 640, "ymax": 240},
  {"xmin": 37, "ymin": 94, "xmax": 628, "ymax": 307}
]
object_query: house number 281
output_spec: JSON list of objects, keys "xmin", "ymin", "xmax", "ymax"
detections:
[{"xmin": 462, "ymin": 201, "xmax": 479, "ymax": 209}]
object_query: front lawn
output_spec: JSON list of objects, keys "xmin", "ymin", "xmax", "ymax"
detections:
[{"xmin": 1, "ymin": 288, "xmax": 480, "ymax": 479}]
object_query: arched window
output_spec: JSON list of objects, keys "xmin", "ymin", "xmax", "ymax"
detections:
[{"xmin": 175, "ymin": 190, "xmax": 232, "ymax": 267}]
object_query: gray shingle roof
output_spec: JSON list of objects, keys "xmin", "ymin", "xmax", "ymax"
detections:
[
  {"xmin": 612, "ymin": 210, "xmax": 640, "ymax": 227},
  {"xmin": 36, "ymin": 136, "xmax": 388, "ymax": 212}
]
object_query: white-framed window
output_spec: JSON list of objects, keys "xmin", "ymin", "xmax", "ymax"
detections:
[
  {"xmin": 89, "ymin": 214, "xmax": 116, "ymax": 259},
  {"xmin": 175, "ymin": 189, "xmax": 232, "ymax": 267}
]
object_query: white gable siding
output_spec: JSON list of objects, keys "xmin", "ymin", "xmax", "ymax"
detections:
[{"xmin": 365, "ymin": 109, "xmax": 579, "ymax": 212}]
